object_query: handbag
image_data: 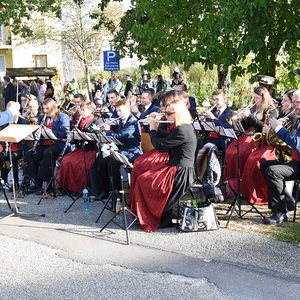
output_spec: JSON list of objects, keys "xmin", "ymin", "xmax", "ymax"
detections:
[{"xmin": 179, "ymin": 201, "xmax": 219, "ymax": 232}]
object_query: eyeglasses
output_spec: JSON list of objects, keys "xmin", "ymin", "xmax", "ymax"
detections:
[{"xmin": 165, "ymin": 111, "xmax": 175, "ymax": 116}]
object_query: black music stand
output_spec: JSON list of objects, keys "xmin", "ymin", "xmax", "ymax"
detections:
[
  {"xmin": 93, "ymin": 130, "xmax": 124, "ymax": 223},
  {"xmin": 225, "ymin": 120, "xmax": 265, "ymax": 228},
  {"xmin": 99, "ymin": 151, "xmax": 137, "ymax": 245},
  {"xmin": 37, "ymin": 129, "xmax": 75, "ymax": 204},
  {"xmin": 0, "ymin": 124, "xmax": 45, "ymax": 221},
  {"xmin": 64, "ymin": 128, "xmax": 121, "ymax": 213}
]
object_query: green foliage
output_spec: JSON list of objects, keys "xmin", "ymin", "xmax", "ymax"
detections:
[
  {"xmin": 0, "ymin": 0, "xmax": 62, "ymax": 37},
  {"xmin": 96, "ymin": 0, "xmax": 300, "ymax": 88}
]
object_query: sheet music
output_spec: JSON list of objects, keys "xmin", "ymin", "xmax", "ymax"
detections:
[
  {"xmin": 41, "ymin": 126, "xmax": 58, "ymax": 140},
  {"xmin": 215, "ymin": 126, "xmax": 238, "ymax": 139},
  {"xmin": 200, "ymin": 120, "xmax": 216, "ymax": 132},
  {"xmin": 192, "ymin": 121, "xmax": 201, "ymax": 131},
  {"xmin": 111, "ymin": 150, "xmax": 133, "ymax": 168}
]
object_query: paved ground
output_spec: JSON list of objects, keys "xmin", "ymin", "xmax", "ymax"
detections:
[{"xmin": 0, "ymin": 188, "xmax": 299, "ymax": 300}]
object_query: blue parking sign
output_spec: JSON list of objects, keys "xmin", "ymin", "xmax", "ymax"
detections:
[{"xmin": 103, "ymin": 50, "xmax": 120, "ymax": 71}]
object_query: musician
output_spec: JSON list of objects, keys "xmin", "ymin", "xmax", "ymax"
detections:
[
  {"xmin": 99, "ymin": 89, "xmax": 120, "ymax": 120},
  {"xmin": 226, "ymin": 86, "xmax": 278, "ymax": 205},
  {"xmin": 260, "ymin": 89, "xmax": 300, "ymax": 224},
  {"xmin": 198, "ymin": 89, "xmax": 234, "ymax": 152},
  {"xmin": 0, "ymin": 101, "xmax": 30, "ymax": 189},
  {"xmin": 25, "ymin": 98, "xmax": 70, "ymax": 194},
  {"xmin": 69, "ymin": 93, "xmax": 84, "ymax": 128},
  {"xmin": 89, "ymin": 98, "xmax": 142, "ymax": 199},
  {"xmin": 130, "ymin": 96, "xmax": 197, "ymax": 232},
  {"xmin": 25, "ymin": 99, "xmax": 40, "ymax": 124},
  {"xmin": 130, "ymin": 88, "xmax": 159, "ymax": 119},
  {"xmin": 57, "ymin": 101, "xmax": 99, "ymax": 194}
]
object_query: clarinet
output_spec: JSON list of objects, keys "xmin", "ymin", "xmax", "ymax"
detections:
[
  {"xmin": 31, "ymin": 114, "xmax": 47, "ymax": 153},
  {"xmin": 55, "ymin": 116, "xmax": 82, "ymax": 167}
]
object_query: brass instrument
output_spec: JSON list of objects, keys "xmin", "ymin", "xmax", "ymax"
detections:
[
  {"xmin": 252, "ymin": 109, "xmax": 271, "ymax": 148},
  {"xmin": 197, "ymin": 105, "xmax": 216, "ymax": 119},
  {"xmin": 231, "ymin": 102, "xmax": 257, "ymax": 122},
  {"xmin": 265, "ymin": 109, "xmax": 295, "ymax": 162},
  {"xmin": 59, "ymin": 94, "xmax": 71, "ymax": 111},
  {"xmin": 94, "ymin": 103, "xmax": 111, "ymax": 118}
]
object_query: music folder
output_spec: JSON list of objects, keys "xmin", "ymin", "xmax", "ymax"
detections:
[{"xmin": 0, "ymin": 124, "xmax": 39, "ymax": 143}]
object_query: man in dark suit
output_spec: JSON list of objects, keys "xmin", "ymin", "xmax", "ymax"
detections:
[
  {"xmin": 3, "ymin": 75, "xmax": 17, "ymax": 107},
  {"xmin": 89, "ymin": 99, "xmax": 142, "ymax": 198},
  {"xmin": 260, "ymin": 89, "xmax": 300, "ymax": 224},
  {"xmin": 198, "ymin": 89, "xmax": 234, "ymax": 152},
  {"xmin": 131, "ymin": 88, "xmax": 159, "ymax": 119}
]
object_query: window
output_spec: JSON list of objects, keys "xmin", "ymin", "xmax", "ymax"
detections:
[
  {"xmin": 33, "ymin": 55, "xmax": 47, "ymax": 67},
  {"xmin": 0, "ymin": 55, "xmax": 5, "ymax": 72}
]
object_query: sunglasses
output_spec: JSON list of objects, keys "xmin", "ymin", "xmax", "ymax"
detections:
[{"xmin": 165, "ymin": 111, "xmax": 175, "ymax": 116}]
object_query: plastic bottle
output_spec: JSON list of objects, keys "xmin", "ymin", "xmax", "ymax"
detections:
[
  {"xmin": 115, "ymin": 197, "xmax": 122, "ymax": 214},
  {"xmin": 83, "ymin": 188, "xmax": 90, "ymax": 211}
]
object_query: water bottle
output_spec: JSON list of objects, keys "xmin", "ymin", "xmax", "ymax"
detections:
[
  {"xmin": 83, "ymin": 188, "xmax": 90, "ymax": 211},
  {"xmin": 115, "ymin": 197, "xmax": 122, "ymax": 214}
]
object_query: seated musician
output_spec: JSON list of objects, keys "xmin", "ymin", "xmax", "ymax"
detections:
[
  {"xmin": 57, "ymin": 101, "xmax": 99, "ymax": 194},
  {"xmin": 25, "ymin": 99, "xmax": 40, "ymax": 125},
  {"xmin": 0, "ymin": 101, "xmax": 30, "ymax": 190},
  {"xmin": 260, "ymin": 89, "xmax": 300, "ymax": 224},
  {"xmin": 69, "ymin": 93, "xmax": 85, "ymax": 128},
  {"xmin": 89, "ymin": 98, "xmax": 142, "ymax": 199},
  {"xmin": 130, "ymin": 96, "xmax": 197, "ymax": 232},
  {"xmin": 99, "ymin": 89, "xmax": 120, "ymax": 120},
  {"xmin": 226, "ymin": 86, "xmax": 278, "ymax": 205},
  {"xmin": 0, "ymin": 101, "xmax": 20, "ymax": 127},
  {"xmin": 130, "ymin": 88, "xmax": 159, "ymax": 120},
  {"xmin": 240, "ymin": 89, "xmax": 297, "ymax": 206},
  {"xmin": 25, "ymin": 98, "xmax": 70, "ymax": 194},
  {"xmin": 198, "ymin": 89, "xmax": 234, "ymax": 153},
  {"xmin": 130, "ymin": 91, "xmax": 176, "ymax": 191}
]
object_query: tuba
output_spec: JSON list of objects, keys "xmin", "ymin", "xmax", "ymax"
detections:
[{"xmin": 265, "ymin": 110, "xmax": 295, "ymax": 162}]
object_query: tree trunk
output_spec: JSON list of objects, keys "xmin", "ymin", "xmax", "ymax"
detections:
[{"xmin": 217, "ymin": 64, "xmax": 228, "ymax": 89}]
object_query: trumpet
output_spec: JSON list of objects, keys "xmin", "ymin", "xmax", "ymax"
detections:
[
  {"xmin": 197, "ymin": 105, "xmax": 216, "ymax": 119},
  {"xmin": 231, "ymin": 102, "xmax": 257, "ymax": 121}
]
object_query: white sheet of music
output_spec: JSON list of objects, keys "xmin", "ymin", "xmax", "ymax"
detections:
[{"xmin": 41, "ymin": 126, "xmax": 58, "ymax": 140}]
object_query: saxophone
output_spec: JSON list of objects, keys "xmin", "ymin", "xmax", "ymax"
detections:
[{"xmin": 253, "ymin": 109, "xmax": 271, "ymax": 148}]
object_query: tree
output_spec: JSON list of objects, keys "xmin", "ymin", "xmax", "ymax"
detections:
[
  {"xmin": 100, "ymin": 0, "xmax": 300, "ymax": 88},
  {"xmin": 0, "ymin": 0, "xmax": 61, "ymax": 37}
]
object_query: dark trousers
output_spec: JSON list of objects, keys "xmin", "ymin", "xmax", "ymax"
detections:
[
  {"xmin": 89, "ymin": 156, "xmax": 123, "ymax": 196},
  {"xmin": 25, "ymin": 144, "xmax": 61, "ymax": 183},
  {"xmin": 0, "ymin": 149, "xmax": 23, "ymax": 186},
  {"xmin": 260, "ymin": 160, "xmax": 300, "ymax": 213}
]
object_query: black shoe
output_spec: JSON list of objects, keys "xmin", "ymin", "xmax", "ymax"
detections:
[
  {"xmin": 28, "ymin": 185, "xmax": 39, "ymax": 194},
  {"xmin": 99, "ymin": 192, "xmax": 110, "ymax": 200},
  {"xmin": 263, "ymin": 211, "xmax": 288, "ymax": 225},
  {"xmin": 286, "ymin": 198, "xmax": 296, "ymax": 211}
]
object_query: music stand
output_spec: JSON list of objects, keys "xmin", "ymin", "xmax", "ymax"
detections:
[
  {"xmin": 225, "ymin": 120, "xmax": 265, "ymax": 227},
  {"xmin": 37, "ymin": 129, "xmax": 75, "ymax": 204},
  {"xmin": 64, "ymin": 128, "xmax": 121, "ymax": 213},
  {"xmin": 99, "ymin": 151, "xmax": 137, "ymax": 245},
  {"xmin": 0, "ymin": 124, "xmax": 45, "ymax": 220}
]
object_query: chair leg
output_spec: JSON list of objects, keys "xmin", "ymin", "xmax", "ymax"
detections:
[{"xmin": 293, "ymin": 181, "xmax": 299, "ymax": 223}]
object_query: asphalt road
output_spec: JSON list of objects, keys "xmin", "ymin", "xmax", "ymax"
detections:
[{"xmin": 0, "ymin": 190, "xmax": 299, "ymax": 300}]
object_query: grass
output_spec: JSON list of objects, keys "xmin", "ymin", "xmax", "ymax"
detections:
[{"xmin": 271, "ymin": 223, "xmax": 300, "ymax": 245}]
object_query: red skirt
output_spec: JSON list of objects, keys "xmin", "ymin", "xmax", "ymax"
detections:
[
  {"xmin": 240, "ymin": 144, "xmax": 276, "ymax": 205},
  {"xmin": 130, "ymin": 158, "xmax": 177, "ymax": 232},
  {"xmin": 226, "ymin": 129, "xmax": 255, "ymax": 180},
  {"xmin": 130, "ymin": 149, "xmax": 170, "ymax": 189},
  {"xmin": 57, "ymin": 148, "xmax": 96, "ymax": 193}
]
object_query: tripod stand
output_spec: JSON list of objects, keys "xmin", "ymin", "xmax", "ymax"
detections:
[
  {"xmin": 64, "ymin": 128, "xmax": 113, "ymax": 213},
  {"xmin": 225, "ymin": 122, "xmax": 265, "ymax": 227},
  {"xmin": 38, "ymin": 150, "xmax": 75, "ymax": 205},
  {"xmin": 100, "ymin": 171, "xmax": 137, "ymax": 245},
  {"xmin": 0, "ymin": 124, "xmax": 45, "ymax": 221}
]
